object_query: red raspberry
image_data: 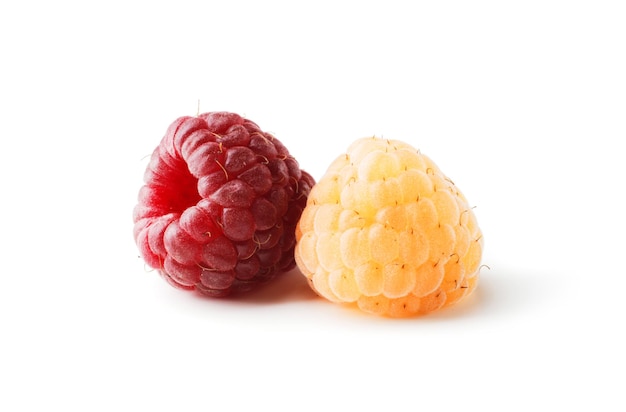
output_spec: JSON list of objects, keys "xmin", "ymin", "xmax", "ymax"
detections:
[{"xmin": 133, "ymin": 112, "xmax": 315, "ymax": 297}]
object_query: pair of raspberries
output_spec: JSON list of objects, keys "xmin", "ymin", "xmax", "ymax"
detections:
[{"xmin": 133, "ymin": 112, "xmax": 483, "ymax": 317}]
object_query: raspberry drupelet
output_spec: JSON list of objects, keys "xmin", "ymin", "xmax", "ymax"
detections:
[
  {"xmin": 134, "ymin": 112, "xmax": 315, "ymax": 297},
  {"xmin": 294, "ymin": 137, "xmax": 483, "ymax": 317}
]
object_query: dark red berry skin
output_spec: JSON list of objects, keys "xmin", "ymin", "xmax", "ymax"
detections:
[{"xmin": 133, "ymin": 112, "xmax": 314, "ymax": 297}]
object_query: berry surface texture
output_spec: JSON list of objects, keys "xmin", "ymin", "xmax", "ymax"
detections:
[
  {"xmin": 133, "ymin": 112, "xmax": 314, "ymax": 297},
  {"xmin": 295, "ymin": 137, "xmax": 483, "ymax": 317}
]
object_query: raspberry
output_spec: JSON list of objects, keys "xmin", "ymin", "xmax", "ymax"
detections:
[
  {"xmin": 294, "ymin": 137, "xmax": 484, "ymax": 317},
  {"xmin": 133, "ymin": 112, "xmax": 314, "ymax": 297}
]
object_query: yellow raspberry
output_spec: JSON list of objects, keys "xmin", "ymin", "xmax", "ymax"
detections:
[{"xmin": 294, "ymin": 137, "xmax": 484, "ymax": 317}]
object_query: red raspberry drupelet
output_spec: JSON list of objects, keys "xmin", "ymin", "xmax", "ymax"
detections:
[{"xmin": 133, "ymin": 112, "xmax": 315, "ymax": 297}]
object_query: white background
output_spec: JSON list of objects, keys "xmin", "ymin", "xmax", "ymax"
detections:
[{"xmin": 1, "ymin": 1, "xmax": 624, "ymax": 410}]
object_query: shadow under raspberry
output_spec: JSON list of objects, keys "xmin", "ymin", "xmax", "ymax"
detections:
[
  {"xmin": 425, "ymin": 263, "xmax": 566, "ymax": 321},
  {"xmin": 240, "ymin": 268, "xmax": 319, "ymax": 304},
  {"xmin": 189, "ymin": 267, "xmax": 320, "ymax": 304}
]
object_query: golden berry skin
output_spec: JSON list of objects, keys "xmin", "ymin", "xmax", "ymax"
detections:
[{"xmin": 295, "ymin": 137, "xmax": 484, "ymax": 317}]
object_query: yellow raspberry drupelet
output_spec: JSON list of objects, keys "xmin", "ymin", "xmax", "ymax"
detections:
[{"xmin": 295, "ymin": 137, "xmax": 484, "ymax": 317}]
